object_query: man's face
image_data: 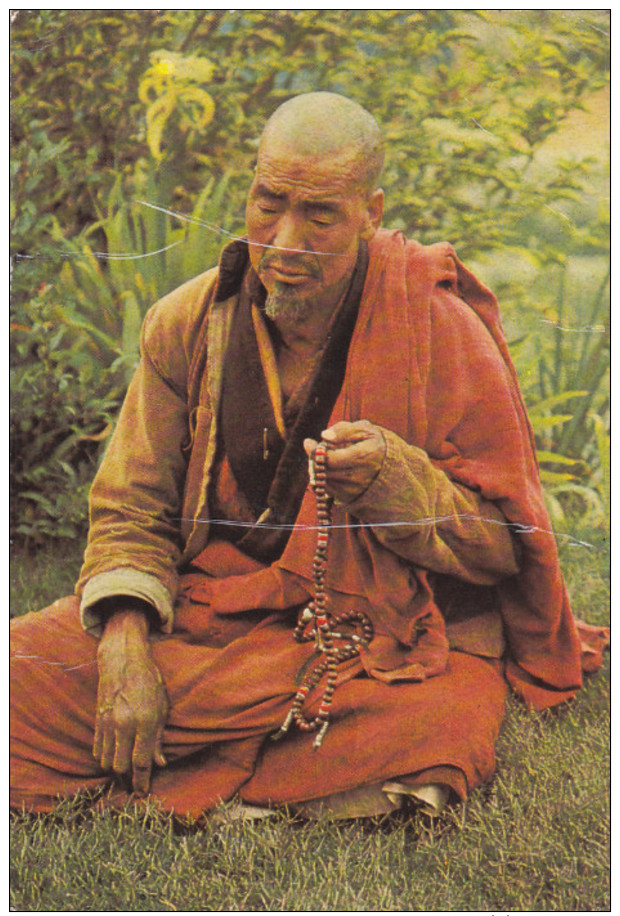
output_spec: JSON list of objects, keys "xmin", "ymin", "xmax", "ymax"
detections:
[{"xmin": 245, "ymin": 139, "xmax": 382, "ymax": 323}]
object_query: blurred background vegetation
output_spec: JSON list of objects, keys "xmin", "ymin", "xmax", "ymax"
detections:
[{"xmin": 10, "ymin": 10, "xmax": 609, "ymax": 548}]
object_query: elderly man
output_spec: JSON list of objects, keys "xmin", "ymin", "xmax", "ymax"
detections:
[{"xmin": 11, "ymin": 92, "xmax": 596, "ymax": 819}]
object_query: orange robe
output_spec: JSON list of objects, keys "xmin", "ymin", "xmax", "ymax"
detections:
[{"xmin": 10, "ymin": 231, "xmax": 607, "ymax": 817}]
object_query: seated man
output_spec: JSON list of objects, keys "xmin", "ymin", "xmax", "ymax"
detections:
[{"xmin": 10, "ymin": 92, "xmax": 602, "ymax": 820}]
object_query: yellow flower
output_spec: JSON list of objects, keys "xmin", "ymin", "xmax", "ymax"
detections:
[{"xmin": 152, "ymin": 58, "xmax": 175, "ymax": 79}]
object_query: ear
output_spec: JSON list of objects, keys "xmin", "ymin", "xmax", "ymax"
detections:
[{"xmin": 360, "ymin": 188, "xmax": 384, "ymax": 240}]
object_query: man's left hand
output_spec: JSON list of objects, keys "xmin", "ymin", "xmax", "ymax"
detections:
[{"xmin": 304, "ymin": 420, "xmax": 386, "ymax": 504}]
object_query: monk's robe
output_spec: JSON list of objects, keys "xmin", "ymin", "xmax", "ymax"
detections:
[{"xmin": 10, "ymin": 231, "xmax": 608, "ymax": 818}]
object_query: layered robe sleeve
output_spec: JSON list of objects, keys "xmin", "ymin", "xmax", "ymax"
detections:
[{"xmin": 76, "ymin": 269, "xmax": 219, "ymax": 635}]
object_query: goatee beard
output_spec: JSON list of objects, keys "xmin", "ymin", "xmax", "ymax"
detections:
[{"xmin": 264, "ymin": 286, "xmax": 314, "ymax": 324}]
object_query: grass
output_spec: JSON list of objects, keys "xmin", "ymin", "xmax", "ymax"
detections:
[
  {"xmin": 10, "ymin": 528, "xmax": 610, "ymax": 912},
  {"xmin": 10, "ymin": 541, "xmax": 84, "ymax": 616}
]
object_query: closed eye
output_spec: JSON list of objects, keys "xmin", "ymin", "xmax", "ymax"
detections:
[{"xmin": 306, "ymin": 203, "xmax": 339, "ymax": 226}]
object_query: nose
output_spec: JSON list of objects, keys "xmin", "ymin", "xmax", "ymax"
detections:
[{"xmin": 272, "ymin": 211, "xmax": 308, "ymax": 254}]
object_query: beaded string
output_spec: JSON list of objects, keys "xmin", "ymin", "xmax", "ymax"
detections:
[{"xmin": 272, "ymin": 441, "xmax": 374, "ymax": 750}]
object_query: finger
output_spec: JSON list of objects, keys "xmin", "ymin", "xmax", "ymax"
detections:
[
  {"xmin": 93, "ymin": 683, "xmax": 111, "ymax": 760},
  {"xmin": 321, "ymin": 420, "xmax": 374, "ymax": 446},
  {"xmin": 132, "ymin": 763, "xmax": 152, "ymax": 797},
  {"xmin": 303, "ymin": 437, "xmax": 319, "ymax": 457},
  {"xmin": 93, "ymin": 715, "xmax": 103, "ymax": 760},
  {"xmin": 98, "ymin": 718, "xmax": 117, "ymax": 771},
  {"xmin": 112, "ymin": 725, "xmax": 134, "ymax": 777},
  {"xmin": 154, "ymin": 723, "xmax": 167, "ymax": 768},
  {"xmin": 322, "ymin": 438, "xmax": 383, "ymax": 470},
  {"xmin": 132, "ymin": 735, "xmax": 155, "ymax": 795}
]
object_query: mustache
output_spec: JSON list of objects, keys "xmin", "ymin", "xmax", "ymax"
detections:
[{"xmin": 259, "ymin": 251, "xmax": 322, "ymax": 279}]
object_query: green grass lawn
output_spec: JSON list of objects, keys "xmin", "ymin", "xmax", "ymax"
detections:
[{"xmin": 10, "ymin": 530, "xmax": 610, "ymax": 911}]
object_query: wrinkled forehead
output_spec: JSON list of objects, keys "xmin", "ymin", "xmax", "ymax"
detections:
[{"xmin": 256, "ymin": 135, "xmax": 366, "ymax": 190}]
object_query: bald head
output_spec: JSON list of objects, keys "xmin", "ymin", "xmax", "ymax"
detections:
[{"xmin": 259, "ymin": 92, "xmax": 384, "ymax": 194}]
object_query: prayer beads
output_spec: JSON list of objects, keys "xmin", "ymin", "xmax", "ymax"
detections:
[{"xmin": 273, "ymin": 441, "xmax": 374, "ymax": 750}]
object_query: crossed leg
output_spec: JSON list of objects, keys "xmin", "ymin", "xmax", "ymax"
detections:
[{"xmin": 11, "ymin": 596, "xmax": 507, "ymax": 819}]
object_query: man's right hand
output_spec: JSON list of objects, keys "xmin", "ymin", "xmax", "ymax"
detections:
[{"xmin": 94, "ymin": 607, "xmax": 169, "ymax": 795}]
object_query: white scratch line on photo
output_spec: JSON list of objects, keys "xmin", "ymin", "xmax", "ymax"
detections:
[
  {"xmin": 135, "ymin": 200, "xmax": 348, "ymax": 256},
  {"xmin": 541, "ymin": 319, "xmax": 606, "ymax": 334},
  {"xmin": 10, "ymin": 654, "xmax": 96, "ymax": 673},
  {"xmin": 169, "ymin": 515, "xmax": 596, "ymax": 549}
]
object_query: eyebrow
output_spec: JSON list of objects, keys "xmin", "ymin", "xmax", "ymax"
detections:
[
  {"xmin": 254, "ymin": 183, "xmax": 286, "ymax": 201},
  {"xmin": 305, "ymin": 200, "xmax": 340, "ymax": 214}
]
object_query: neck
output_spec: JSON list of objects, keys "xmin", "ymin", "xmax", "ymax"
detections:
[
  {"xmin": 274, "ymin": 307, "xmax": 335, "ymax": 353},
  {"xmin": 270, "ymin": 275, "xmax": 352, "ymax": 352}
]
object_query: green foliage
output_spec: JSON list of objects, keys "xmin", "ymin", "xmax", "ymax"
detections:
[
  {"xmin": 11, "ymin": 12, "xmax": 211, "ymax": 236},
  {"xmin": 48, "ymin": 169, "xmax": 235, "ymax": 384},
  {"xmin": 11, "ymin": 541, "xmax": 84, "ymax": 613},
  {"xmin": 500, "ymin": 255, "xmax": 610, "ymax": 532},
  {"xmin": 10, "ymin": 290, "xmax": 121, "ymax": 546},
  {"xmin": 544, "ymin": 412, "xmax": 610, "ymax": 535},
  {"xmin": 11, "ymin": 10, "xmax": 610, "ymax": 253},
  {"xmin": 10, "ymin": 10, "xmax": 609, "ymax": 543}
]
